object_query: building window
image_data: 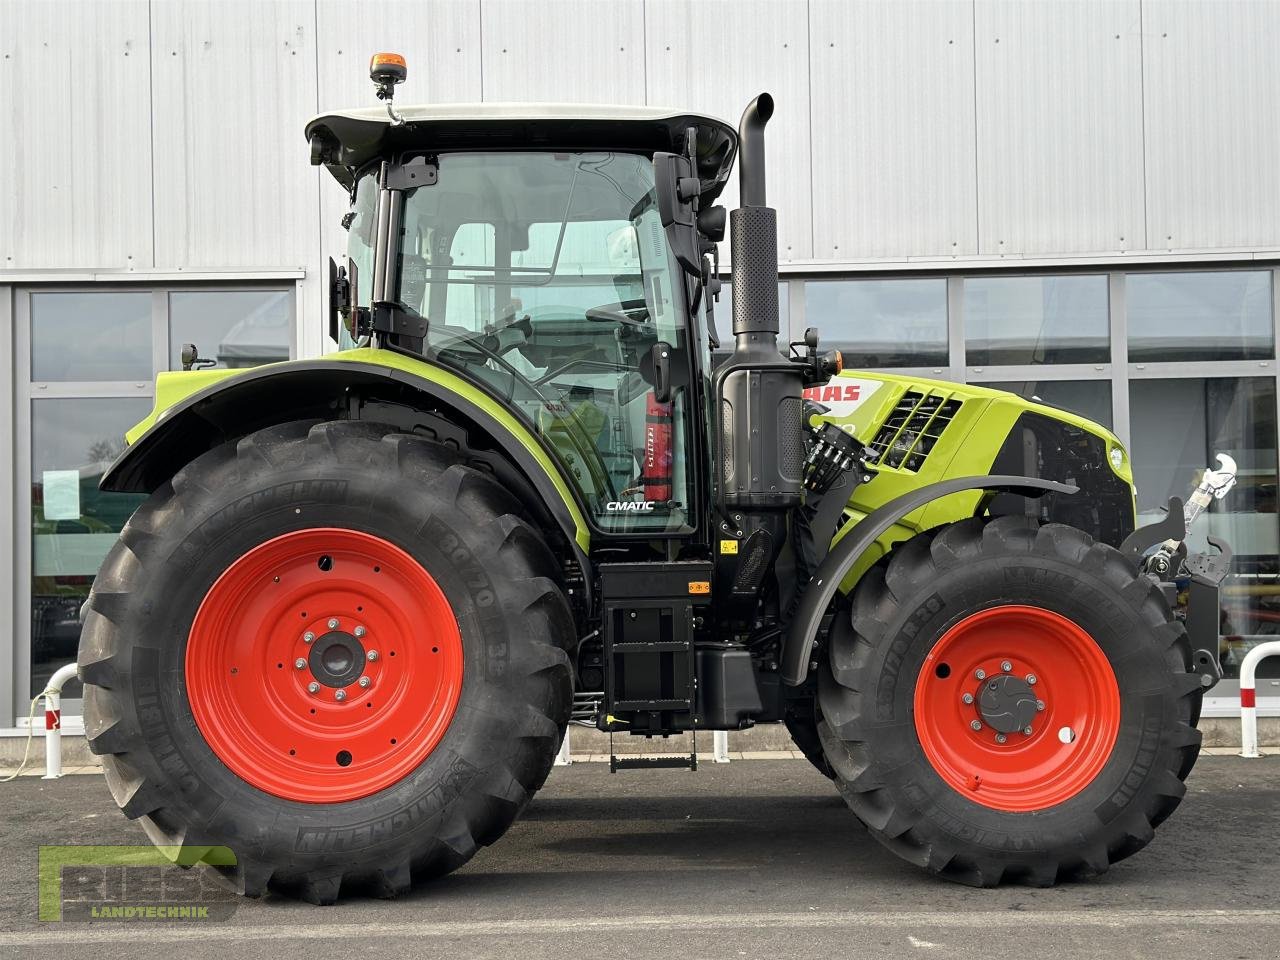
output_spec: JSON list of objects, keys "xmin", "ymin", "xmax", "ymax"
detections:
[
  {"xmin": 168, "ymin": 290, "xmax": 293, "ymax": 370},
  {"xmin": 1128, "ymin": 270, "xmax": 1274, "ymax": 363},
  {"xmin": 21, "ymin": 284, "xmax": 296, "ymax": 708},
  {"xmin": 982, "ymin": 379, "xmax": 1113, "ymax": 429},
  {"xmin": 805, "ymin": 278, "xmax": 947, "ymax": 368},
  {"xmin": 31, "ymin": 292, "xmax": 153, "ymax": 382},
  {"xmin": 964, "ymin": 274, "xmax": 1109, "ymax": 366},
  {"xmin": 1128, "ymin": 377, "xmax": 1279, "ymax": 679},
  {"xmin": 30, "ymin": 398, "xmax": 150, "ymax": 699}
]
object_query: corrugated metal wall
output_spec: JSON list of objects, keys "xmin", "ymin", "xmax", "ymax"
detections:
[{"xmin": 3, "ymin": 0, "xmax": 1279, "ymax": 350}]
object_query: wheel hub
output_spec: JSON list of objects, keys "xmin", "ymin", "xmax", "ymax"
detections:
[
  {"xmin": 977, "ymin": 674, "xmax": 1039, "ymax": 734},
  {"xmin": 308, "ymin": 630, "xmax": 366, "ymax": 688}
]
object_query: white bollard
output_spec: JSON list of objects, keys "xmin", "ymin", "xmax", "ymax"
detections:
[
  {"xmin": 1239, "ymin": 640, "xmax": 1280, "ymax": 759},
  {"xmin": 42, "ymin": 663, "xmax": 79, "ymax": 780},
  {"xmin": 712, "ymin": 730, "xmax": 730, "ymax": 763},
  {"xmin": 555, "ymin": 727, "xmax": 572, "ymax": 766}
]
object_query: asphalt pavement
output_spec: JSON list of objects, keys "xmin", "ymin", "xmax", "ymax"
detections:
[{"xmin": 1, "ymin": 756, "xmax": 1278, "ymax": 959}]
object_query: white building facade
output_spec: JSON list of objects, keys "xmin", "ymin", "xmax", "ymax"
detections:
[{"xmin": 3, "ymin": 0, "xmax": 1279, "ymax": 723}]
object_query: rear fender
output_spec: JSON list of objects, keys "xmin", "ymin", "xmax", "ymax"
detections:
[
  {"xmin": 780, "ymin": 475, "xmax": 1077, "ymax": 685},
  {"xmin": 102, "ymin": 350, "xmax": 592, "ymax": 555}
]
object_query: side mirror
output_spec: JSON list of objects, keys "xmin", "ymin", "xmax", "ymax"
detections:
[
  {"xmin": 328, "ymin": 257, "xmax": 348, "ymax": 346},
  {"xmin": 653, "ymin": 152, "xmax": 700, "ymax": 276}
]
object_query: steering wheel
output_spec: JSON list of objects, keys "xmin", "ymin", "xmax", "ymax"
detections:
[{"xmin": 434, "ymin": 334, "xmax": 619, "ymax": 502}]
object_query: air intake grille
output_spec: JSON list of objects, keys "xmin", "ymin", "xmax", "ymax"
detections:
[{"xmin": 865, "ymin": 391, "xmax": 962, "ymax": 472}]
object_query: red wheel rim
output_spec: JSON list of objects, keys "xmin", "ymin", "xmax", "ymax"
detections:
[
  {"xmin": 913, "ymin": 605, "xmax": 1120, "ymax": 812},
  {"xmin": 185, "ymin": 528, "xmax": 464, "ymax": 803}
]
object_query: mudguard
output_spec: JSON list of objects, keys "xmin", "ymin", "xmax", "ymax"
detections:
[
  {"xmin": 780, "ymin": 474, "xmax": 1078, "ymax": 685},
  {"xmin": 101, "ymin": 350, "xmax": 592, "ymax": 554}
]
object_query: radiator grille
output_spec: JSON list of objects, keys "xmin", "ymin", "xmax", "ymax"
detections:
[{"xmin": 865, "ymin": 391, "xmax": 962, "ymax": 472}]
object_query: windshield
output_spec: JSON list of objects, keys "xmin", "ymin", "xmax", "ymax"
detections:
[{"xmin": 347, "ymin": 151, "xmax": 694, "ymax": 535}]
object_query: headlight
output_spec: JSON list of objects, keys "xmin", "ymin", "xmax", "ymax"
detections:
[{"xmin": 1108, "ymin": 445, "xmax": 1127, "ymax": 472}]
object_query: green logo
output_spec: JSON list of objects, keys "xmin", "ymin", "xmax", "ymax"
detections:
[{"xmin": 38, "ymin": 846, "xmax": 239, "ymax": 922}]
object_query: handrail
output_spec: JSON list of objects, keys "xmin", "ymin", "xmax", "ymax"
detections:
[
  {"xmin": 42, "ymin": 663, "xmax": 79, "ymax": 779},
  {"xmin": 1239, "ymin": 641, "xmax": 1280, "ymax": 758}
]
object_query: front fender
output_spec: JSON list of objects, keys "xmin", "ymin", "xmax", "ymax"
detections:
[
  {"xmin": 102, "ymin": 349, "xmax": 591, "ymax": 553},
  {"xmin": 780, "ymin": 475, "xmax": 1078, "ymax": 685}
]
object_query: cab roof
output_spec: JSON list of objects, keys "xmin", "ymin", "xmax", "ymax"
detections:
[{"xmin": 305, "ymin": 102, "xmax": 738, "ymax": 199}]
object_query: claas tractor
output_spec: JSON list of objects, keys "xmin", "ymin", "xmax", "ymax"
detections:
[{"xmin": 79, "ymin": 54, "xmax": 1233, "ymax": 903}]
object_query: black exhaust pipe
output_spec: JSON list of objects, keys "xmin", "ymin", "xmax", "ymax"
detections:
[
  {"xmin": 738, "ymin": 93, "xmax": 774, "ymax": 207},
  {"xmin": 731, "ymin": 94, "xmax": 780, "ymax": 350},
  {"xmin": 715, "ymin": 92, "xmax": 803, "ymax": 519}
]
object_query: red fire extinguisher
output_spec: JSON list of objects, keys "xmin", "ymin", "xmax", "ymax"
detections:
[{"xmin": 642, "ymin": 392, "xmax": 673, "ymax": 502}]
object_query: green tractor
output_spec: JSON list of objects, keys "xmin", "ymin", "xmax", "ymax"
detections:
[{"xmin": 80, "ymin": 55, "xmax": 1231, "ymax": 902}]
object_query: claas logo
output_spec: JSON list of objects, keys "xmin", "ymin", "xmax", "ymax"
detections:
[{"xmin": 803, "ymin": 384, "xmax": 861, "ymax": 403}]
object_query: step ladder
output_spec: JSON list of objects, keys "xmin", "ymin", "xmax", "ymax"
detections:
[{"xmin": 598, "ymin": 561, "xmax": 712, "ymax": 772}]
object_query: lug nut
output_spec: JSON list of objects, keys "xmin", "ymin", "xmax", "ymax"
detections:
[
  {"xmin": 328, "ymin": 618, "xmax": 339, "ymax": 630},
  {"xmin": 995, "ymin": 733, "xmax": 1008, "ymax": 744},
  {"xmin": 335, "ymin": 689, "xmax": 347, "ymax": 702},
  {"xmin": 1000, "ymin": 660, "xmax": 1012, "ymax": 672},
  {"xmin": 1026, "ymin": 674, "xmax": 1037, "ymax": 685},
  {"xmin": 303, "ymin": 631, "xmax": 315, "ymax": 644},
  {"xmin": 294, "ymin": 658, "xmax": 307, "ymax": 670},
  {"xmin": 307, "ymin": 682, "xmax": 320, "ymax": 694},
  {"xmin": 367, "ymin": 650, "xmax": 379, "ymax": 663},
  {"xmin": 970, "ymin": 720, "xmax": 983, "ymax": 731},
  {"xmin": 962, "ymin": 693, "xmax": 974, "ymax": 705},
  {"xmin": 354, "ymin": 625, "xmax": 367, "ymax": 638},
  {"xmin": 1036, "ymin": 699, "xmax": 1045, "ymax": 712},
  {"xmin": 975, "ymin": 669, "xmax": 987, "ymax": 680},
  {"xmin": 1023, "ymin": 726, "xmax": 1034, "ymax": 735},
  {"xmin": 358, "ymin": 676, "xmax": 371, "ymax": 689}
]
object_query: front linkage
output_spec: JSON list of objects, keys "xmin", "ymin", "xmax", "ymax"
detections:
[{"xmin": 1119, "ymin": 454, "xmax": 1237, "ymax": 694}]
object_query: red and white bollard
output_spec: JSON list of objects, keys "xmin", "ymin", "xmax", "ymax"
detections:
[
  {"xmin": 1239, "ymin": 641, "xmax": 1280, "ymax": 759},
  {"xmin": 42, "ymin": 663, "xmax": 79, "ymax": 779}
]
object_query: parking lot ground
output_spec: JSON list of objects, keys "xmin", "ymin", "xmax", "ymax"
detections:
[{"xmin": 1, "ymin": 756, "xmax": 1277, "ymax": 959}]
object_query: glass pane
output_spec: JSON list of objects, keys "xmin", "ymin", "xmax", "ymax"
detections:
[
  {"xmin": 984, "ymin": 379, "xmax": 1112, "ymax": 429},
  {"xmin": 964, "ymin": 275, "xmax": 1109, "ymax": 365},
  {"xmin": 1128, "ymin": 377, "xmax": 1279, "ymax": 678},
  {"xmin": 805, "ymin": 278, "xmax": 947, "ymax": 368},
  {"xmin": 31, "ymin": 292, "xmax": 152, "ymax": 382},
  {"xmin": 31, "ymin": 398, "xmax": 151, "ymax": 698},
  {"xmin": 1127, "ymin": 270, "xmax": 1273, "ymax": 363},
  {"xmin": 390, "ymin": 152, "xmax": 695, "ymax": 533},
  {"xmin": 169, "ymin": 290, "xmax": 293, "ymax": 370}
]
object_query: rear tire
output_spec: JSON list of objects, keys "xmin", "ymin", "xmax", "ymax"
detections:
[
  {"xmin": 78, "ymin": 421, "xmax": 574, "ymax": 903},
  {"xmin": 816, "ymin": 515, "xmax": 1202, "ymax": 887}
]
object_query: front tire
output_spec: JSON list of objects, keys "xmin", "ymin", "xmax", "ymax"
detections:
[
  {"xmin": 78, "ymin": 421, "xmax": 574, "ymax": 903},
  {"xmin": 817, "ymin": 515, "xmax": 1202, "ymax": 887}
]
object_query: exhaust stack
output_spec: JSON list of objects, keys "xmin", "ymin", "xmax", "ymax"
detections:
[
  {"xmin": 730, "ymin": 94, "xmax": 780, "ymax": 352},
  {"xmin": 715, "ymin": 92, "xmax": 804, "ymax": 520}
]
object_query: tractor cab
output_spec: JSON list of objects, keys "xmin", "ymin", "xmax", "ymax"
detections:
[{"xmin": 307, "ymin": 101, "xmax": 740, "ymax": 538}]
